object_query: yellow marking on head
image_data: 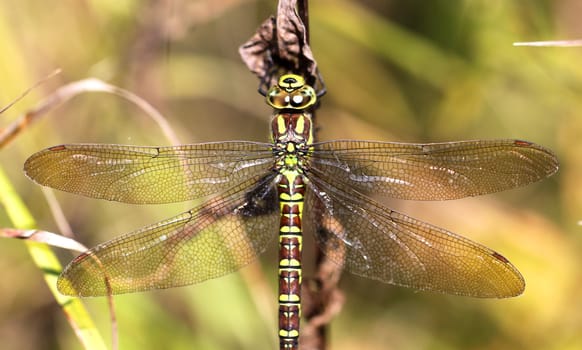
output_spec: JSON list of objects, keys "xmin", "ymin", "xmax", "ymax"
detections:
[{"xmin": 279, "ymin": 74, "xmax": 305, "ymax": 90}]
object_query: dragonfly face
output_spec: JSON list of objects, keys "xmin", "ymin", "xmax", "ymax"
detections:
[
  {"xmin": 23, "ymin": 73, "xmax": 559, "ymax": 350},
  {"xmin": 267, "ymin": 74, "xmax": 317, "ymax": 111}
]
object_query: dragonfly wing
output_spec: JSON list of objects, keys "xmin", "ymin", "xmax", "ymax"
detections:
[
  {"xmin": 311, "ymin": 139, "xmax": 558, "ymax": 200},
  {"xmin": 57, "ymin": 174, "xmax": 279, "ymax": 296},
  {"xmin": 304, "ymin": 174, "xmax": 525, "ymax": 298},
  {"xmin": 24, "ymin": 141, "xmax": 274, "ymax": 204}
]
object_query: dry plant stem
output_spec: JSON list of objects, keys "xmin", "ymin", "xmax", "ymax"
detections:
[
  {"xmin": 513, "ymin": 39, "xmax": 582, "ymax": 46},
  {"xmin": 0, "ymin": 69, "xmax": 61, "ymax": 148},
  {"xmin": 296, "ymin": 2, "xmax": 342, "ymax": 350},
  {"xmin": 0, "ymin": 69, "xmax": 61, "ymax": 116},
  {"xmin": 42, "ymin": 187, "xmax": 75, "ymax": 238},
  {"xmin": 0, "ymin": 228, "xmax": 87, "ymax": 252},
  {"xmin": 0, "ymin": 78, "xmax": 180, "ymax": 148}
]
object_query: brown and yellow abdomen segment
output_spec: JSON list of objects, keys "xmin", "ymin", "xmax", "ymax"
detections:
[{"xmin": 277, "ymin": 171, "xmax": 305, "ymax": 350}]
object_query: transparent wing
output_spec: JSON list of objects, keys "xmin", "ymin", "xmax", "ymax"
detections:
[
  {"xmin": 310, "ymin": 139, "xmax": 558, "ymax": 200},
  {"xmin": 24, "ymin": 141, "xmax": 274, "ymax": 204},
  {"xmin": 57, "ymin": 174, "xmax": 279, "ymax": 296},
  {"xmin": 305, "ymin": 171, "xmax": 525, "ymax": 298}
]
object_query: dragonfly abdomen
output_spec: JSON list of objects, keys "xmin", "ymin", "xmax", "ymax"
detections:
[{"xmin": 277, "ymin": 171, "xmax": 305, "ymax": 350}]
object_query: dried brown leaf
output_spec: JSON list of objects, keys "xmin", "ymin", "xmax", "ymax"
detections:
[{"xmin": 239, "ymin": 0, "xmax": 319, "ymax": 89}]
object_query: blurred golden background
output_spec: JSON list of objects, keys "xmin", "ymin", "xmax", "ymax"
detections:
[{"xmin": 0, "ymin": 0, "xmax": 580, "ymax": 349}]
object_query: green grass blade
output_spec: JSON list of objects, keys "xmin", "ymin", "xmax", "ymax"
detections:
[{"xmin": 0, "ymin": 166, "xmax": 108, "ymax": 350}]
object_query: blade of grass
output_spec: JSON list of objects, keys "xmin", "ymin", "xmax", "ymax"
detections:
[{"xmin": 0, "ymin": 166, "xmax": 107, "ymax": 350}]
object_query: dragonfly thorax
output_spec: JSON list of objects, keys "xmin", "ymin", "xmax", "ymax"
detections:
[
  {"xmin": 271, "ymin": 112, "xmax": 314, "ymax": 174},
  {"xmin": 272, "ymin": 142, "xmax": 307, "ymax": 172},
  {"xmin": 271, "ymin": 113, "xmax": 313, "ymax": 143}
]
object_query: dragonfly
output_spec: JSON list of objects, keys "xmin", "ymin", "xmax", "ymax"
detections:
[{"xmin": 24, "ymin": 74, "xmax": 558, "ymax": 350}]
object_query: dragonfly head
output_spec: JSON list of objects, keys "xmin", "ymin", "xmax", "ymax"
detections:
[{"xmin": 266, "ymin": 74, "xmax": 317, "ymax": 110}]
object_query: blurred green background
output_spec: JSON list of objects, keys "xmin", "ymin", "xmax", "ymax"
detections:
[{"xmin": 0, "ymin": 0, "xmax": 580, "ymax": 349}]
